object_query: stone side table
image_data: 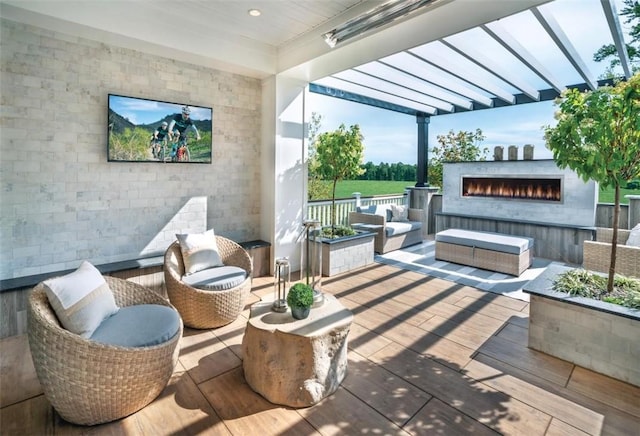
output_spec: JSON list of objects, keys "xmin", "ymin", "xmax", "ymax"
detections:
[{"xmin": 242, "ymin": 294, "xmax": 353, "ymax": 407}]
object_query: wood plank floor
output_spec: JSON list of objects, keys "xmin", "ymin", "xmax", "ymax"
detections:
[{"xmin": 2, "ymin": 263, "xmax": 639, "ymax": 435}]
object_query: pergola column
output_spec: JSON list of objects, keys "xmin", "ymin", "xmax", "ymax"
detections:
[{"xmin": 416, "ymin": 113, "xmax": 430, "ymax": 187}]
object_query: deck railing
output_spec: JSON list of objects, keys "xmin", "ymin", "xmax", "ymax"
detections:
[
  {"xmin": 307, "ymin": 193, "xmax": 407, "ymax": 227},
  {"xmin": 308, "ymin": 193, "xmax": 636, "ymax": 229}
]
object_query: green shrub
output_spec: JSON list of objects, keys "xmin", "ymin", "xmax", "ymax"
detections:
[
  {"xmin": 320, "ymin": 225, "xmax": 357, "ymax": 239},
  {"xmin": 553, "ymin": 269, "xmax": 640, "ymax": 309},
  {"xmin": 287, "ymin": 283, "xmax": 314, "ymax": 308}
]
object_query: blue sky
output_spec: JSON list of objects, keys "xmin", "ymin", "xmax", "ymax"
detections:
[
  {"xmin": 308, "ymin": 92, "xmax": 557, "ymax": 164},
  {"xmin": 307, "ymin": 0, "xmax": 631, "ymax": 164},
  {"xmin": 109, "ymin": 95, "xmax": 212, "ymax": 125}
]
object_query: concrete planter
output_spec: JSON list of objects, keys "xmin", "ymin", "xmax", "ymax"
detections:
[
  {"xmin": 524, "ymin": 264, "xmax": 640, "ymax": 387},
  {"xmin": 315, "ymin": 230, "xmax": 375, "ymax": 277}
]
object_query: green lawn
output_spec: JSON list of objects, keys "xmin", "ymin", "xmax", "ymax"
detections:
[
  {"xmin": 331, "ymin": 180, "xmax": 639, "ymax": 204},
  {"xmin": 597, "ymin": 187, "xmax": 640, "ymax": 205}
]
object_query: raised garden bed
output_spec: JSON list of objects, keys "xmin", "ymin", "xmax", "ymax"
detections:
[{"xmin": 524, "ymin": 264, "xmax": 639, "ymax": 387}]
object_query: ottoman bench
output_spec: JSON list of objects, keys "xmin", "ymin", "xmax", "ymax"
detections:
[{"xmin": 435, "ymin": 229, "xmax": 534, "ymax": 276}]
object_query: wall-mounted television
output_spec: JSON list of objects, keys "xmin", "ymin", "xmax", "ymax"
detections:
[{"xmin": 108, "ymin": 94, "xmax": 212, "ymax": 163}]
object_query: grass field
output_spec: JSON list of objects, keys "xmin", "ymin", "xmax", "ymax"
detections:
[{"xmin": 330, "ymin": 180, "xmax": 639, "ymax": 204}]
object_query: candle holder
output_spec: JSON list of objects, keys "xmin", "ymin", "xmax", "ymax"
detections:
[
  {"xmin": 301, "ymin": 219, "xmax": 324, "ymax": 307},
  {"xmin": 272, "ymin": 257, "xmax": 290, "ymax": 313}
]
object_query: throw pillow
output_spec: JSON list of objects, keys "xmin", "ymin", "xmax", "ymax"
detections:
[
  {"xmin": 626, "ymin": 223, "xmax": 640, "ymax": 247},
  {"xmin": 390, "ymin": 204, "xmax": 409, "ymax": 222},
  {"xmin": 373, "ymin": 204, "xmax": 392, "ymax": 221},
  {"xmin": 43, "ymin": 261, "xmax": 119, "ymax": 338},
  {"xmin": 176, "ymin": 229, "xmax": 224, "ymax": 275}
]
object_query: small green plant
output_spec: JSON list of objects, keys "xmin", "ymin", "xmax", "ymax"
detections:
[
  {"xmin": 320, "ymin": 225, "xmax": 357, "ymax": 239},
  {"xmin": 287, "ymin": 283, "xmax": 314, "ymax": 308},
  {"xmin": 553, "ymin": 269, "xmax": 640, "ymax": 309}
]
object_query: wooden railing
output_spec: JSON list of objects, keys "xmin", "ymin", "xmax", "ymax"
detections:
[{"xmin": 307, "ymin": 193, "xmax": 407, "ymax": 227}]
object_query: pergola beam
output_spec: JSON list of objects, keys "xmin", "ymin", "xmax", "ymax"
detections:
[
  {"xmin": 600, "ymin": 0, "xmax": 633, "ymax": 79},
  {"xmin": 532, "ymin": 7, "xmax": 598, "ymax": 90}
]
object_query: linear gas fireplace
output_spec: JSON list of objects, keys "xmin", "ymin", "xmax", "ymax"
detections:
[
  {"xmin": 441, "ymin": 160, "xmax": 597, "ymax": 227},
  {"xmin": 462, "ymin": 176, "xmax": 562, "ymax": 202}
]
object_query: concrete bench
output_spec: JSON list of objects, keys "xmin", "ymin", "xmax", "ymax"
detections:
[{"xmin": 435, "ymin": 229, "xmax": 534, "ymax": 276}]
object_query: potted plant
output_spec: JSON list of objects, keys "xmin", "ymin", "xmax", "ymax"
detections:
[
  {"xmin": 544, "ymin": 73, "xmax": 640, "ymax": 292},
  {"xmin": 313, "ymin": 123, "xmax": 365, "ymax": 238},
  {"xmin": 287, "ymin": 283, "xmax": 314, "ymax": 320},
  {"xmin": 308, "ymin": 122, "xmax": 376, "ymax": 276},
  {"xmin": 526, "ymin": 73, "xmax": 640, "ymax": 387}
]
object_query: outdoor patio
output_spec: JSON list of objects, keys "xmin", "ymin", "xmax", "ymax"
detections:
[{"xmin": 2, "ymin": 260, "xmax": 639, "ymax": 435}]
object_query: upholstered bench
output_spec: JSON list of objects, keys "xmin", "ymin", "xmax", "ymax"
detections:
[{"xmin": 435, "ymin": 229, "xmax": 534, "ymax": 276}]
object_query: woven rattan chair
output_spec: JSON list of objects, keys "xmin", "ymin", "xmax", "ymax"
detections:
[
  {"xmin": 28, "ymin": 276, "xmax": 182, "ymax": 426},
  {"xmin": 164, "ymin": 236, "xmax": 253, "ymax": 329},
  {"xmin": 583, "ymin": 227, "xmax": 639, "ymax": 278}
]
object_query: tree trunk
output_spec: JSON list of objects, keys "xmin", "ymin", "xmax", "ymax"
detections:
[
  {"xmin": 607, "ymin": 183, "xmax": 620, "ymax": 293},
  {"xmin": 331, "ymin": 179, "xmax": 338, "ymax": 235}
]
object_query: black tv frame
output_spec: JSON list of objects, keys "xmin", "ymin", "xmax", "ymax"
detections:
[{"xmin": 107, "ymin": 94, "xmax": 212, "ymax": 164}]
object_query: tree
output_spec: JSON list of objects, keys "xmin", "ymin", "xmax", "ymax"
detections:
[
  {"xmin": 544, "ymin": 73, "xmax": 640, "ymax": 292},
  {"xmin": 428, "ymin": 129, "xmax": 488, "ymax": 189},
  {"xmin": 593, "ymin": 0, "xmax": 640, "ymax": 76},
  {"xmin": 314, "ymin": 123, "xmax": 365, "ymax": 237},
  {"xmin": 307, "ymin": 112, "xmax": 331, "ymax": 200}
]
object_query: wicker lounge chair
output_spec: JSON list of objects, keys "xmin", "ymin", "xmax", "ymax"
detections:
[
  {"xmin": 583, "ymin": 227, "xmax": 639, "ymax": 278},
  {"xmin": 164, "ymin": 236, "xmax": 253, "ymax": 329},
  {"xmin": 28, "ymin": 276, "xmax": 182, "ymax": 426}
]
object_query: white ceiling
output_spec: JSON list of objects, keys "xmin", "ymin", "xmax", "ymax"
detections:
[
  {"xmin": 1, "ymin": 1, "xmax": 556, "ymax": 78},
  {"xmin": 0, "ymin": 0, "xmax": 632, "ymax": 116},
  {"xmin": 0, "ymin": 0, "xmax": 378, "ymax": 77}
]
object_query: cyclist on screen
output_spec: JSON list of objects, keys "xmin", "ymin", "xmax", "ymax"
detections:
[
  {"xmin": 168, "ymin": 106, "xmax": 201, "ymax": 143},
  {"xmin": 149, "ymin": 121, "xmax": 169, "ymax": 159}
]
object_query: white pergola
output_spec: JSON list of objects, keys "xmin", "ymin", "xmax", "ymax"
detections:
[{"xmin": 308, "ymin": 0, "xmax": 633, "ymax": 185}]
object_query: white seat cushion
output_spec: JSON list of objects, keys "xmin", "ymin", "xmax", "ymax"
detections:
[
  {"xmin": 385, "ymin": 221, "xmax": 422, "ymax": 237},
  {"xmin": 626, "ymin": 223, "xmax": 640, "ymax": 247}
]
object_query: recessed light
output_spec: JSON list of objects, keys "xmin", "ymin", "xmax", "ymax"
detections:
[{"xmin": 248, "ymin": 9, "xmax": 261, "ymax": 17}]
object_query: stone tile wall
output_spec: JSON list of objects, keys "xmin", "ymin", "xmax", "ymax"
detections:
[
  {"xmin": 0, "ymin": 19, "xmax": 262, "ymax": 280},
  {"xmin": 319, "ymin": 234, "xmax": 375, "ymax": 277}
]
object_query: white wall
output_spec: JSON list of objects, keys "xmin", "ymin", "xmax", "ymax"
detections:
[{"xmin": 0, "ymin": 19, "xmax": 263, "ymax": 279}]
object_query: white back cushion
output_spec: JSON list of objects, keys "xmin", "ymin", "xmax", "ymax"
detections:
[
  {"xmin": 43, "ymin": 261, "xmax": 119, "ymax": 338},
  {"xmin": 176, "ymin": 229, "xmax": 224, "ymax": 275}
]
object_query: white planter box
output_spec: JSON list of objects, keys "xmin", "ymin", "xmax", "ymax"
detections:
[{"xmin": 524, "ymin": 265, "xmax": 640, "ymax": 387}]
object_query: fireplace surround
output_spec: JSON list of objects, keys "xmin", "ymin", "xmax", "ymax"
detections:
[{"xmin": 442, "ymin": 160, "xmax": 596, "ymax": 227}]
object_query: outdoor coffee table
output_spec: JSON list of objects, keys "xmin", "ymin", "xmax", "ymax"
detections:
[{"xmin": 242, "ymin": 293, "xmax": 353, "ymax": 407}]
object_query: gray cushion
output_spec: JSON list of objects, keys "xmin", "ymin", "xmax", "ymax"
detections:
[
  {"xmin": 90, "ymin": 304, "xmax": 180, "ymax": 347},
  {"xmin": 435, "ymin": 229, "xmax": 534, "ymax": 255},
  {"xmin": 351, "ymin": 223, "xmax": 382, "ymax": 232},
  {"xmin": 356, "ymin": 205, "xmax": 376, "ymax": 214},
  {"xmin": 182, "ymin": 265, "xmax": 247, "ymax": 291},
  {"xmin": 385, "ymin": 221, "xmax": 422, "ymax": 237}
]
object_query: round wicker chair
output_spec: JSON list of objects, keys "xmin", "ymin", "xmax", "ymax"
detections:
[
  {"xmin": 28, "ymin": 276, "xmax": 182, "ymax": 426},
  {"xmin": 164, "ymin": 236, "xmax": 253, "ymax": 329}
]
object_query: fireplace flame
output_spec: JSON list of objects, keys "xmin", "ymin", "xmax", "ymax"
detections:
[{"xmin": 463, "ymin": 178, "xmax": 561, "ymax": 201}]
